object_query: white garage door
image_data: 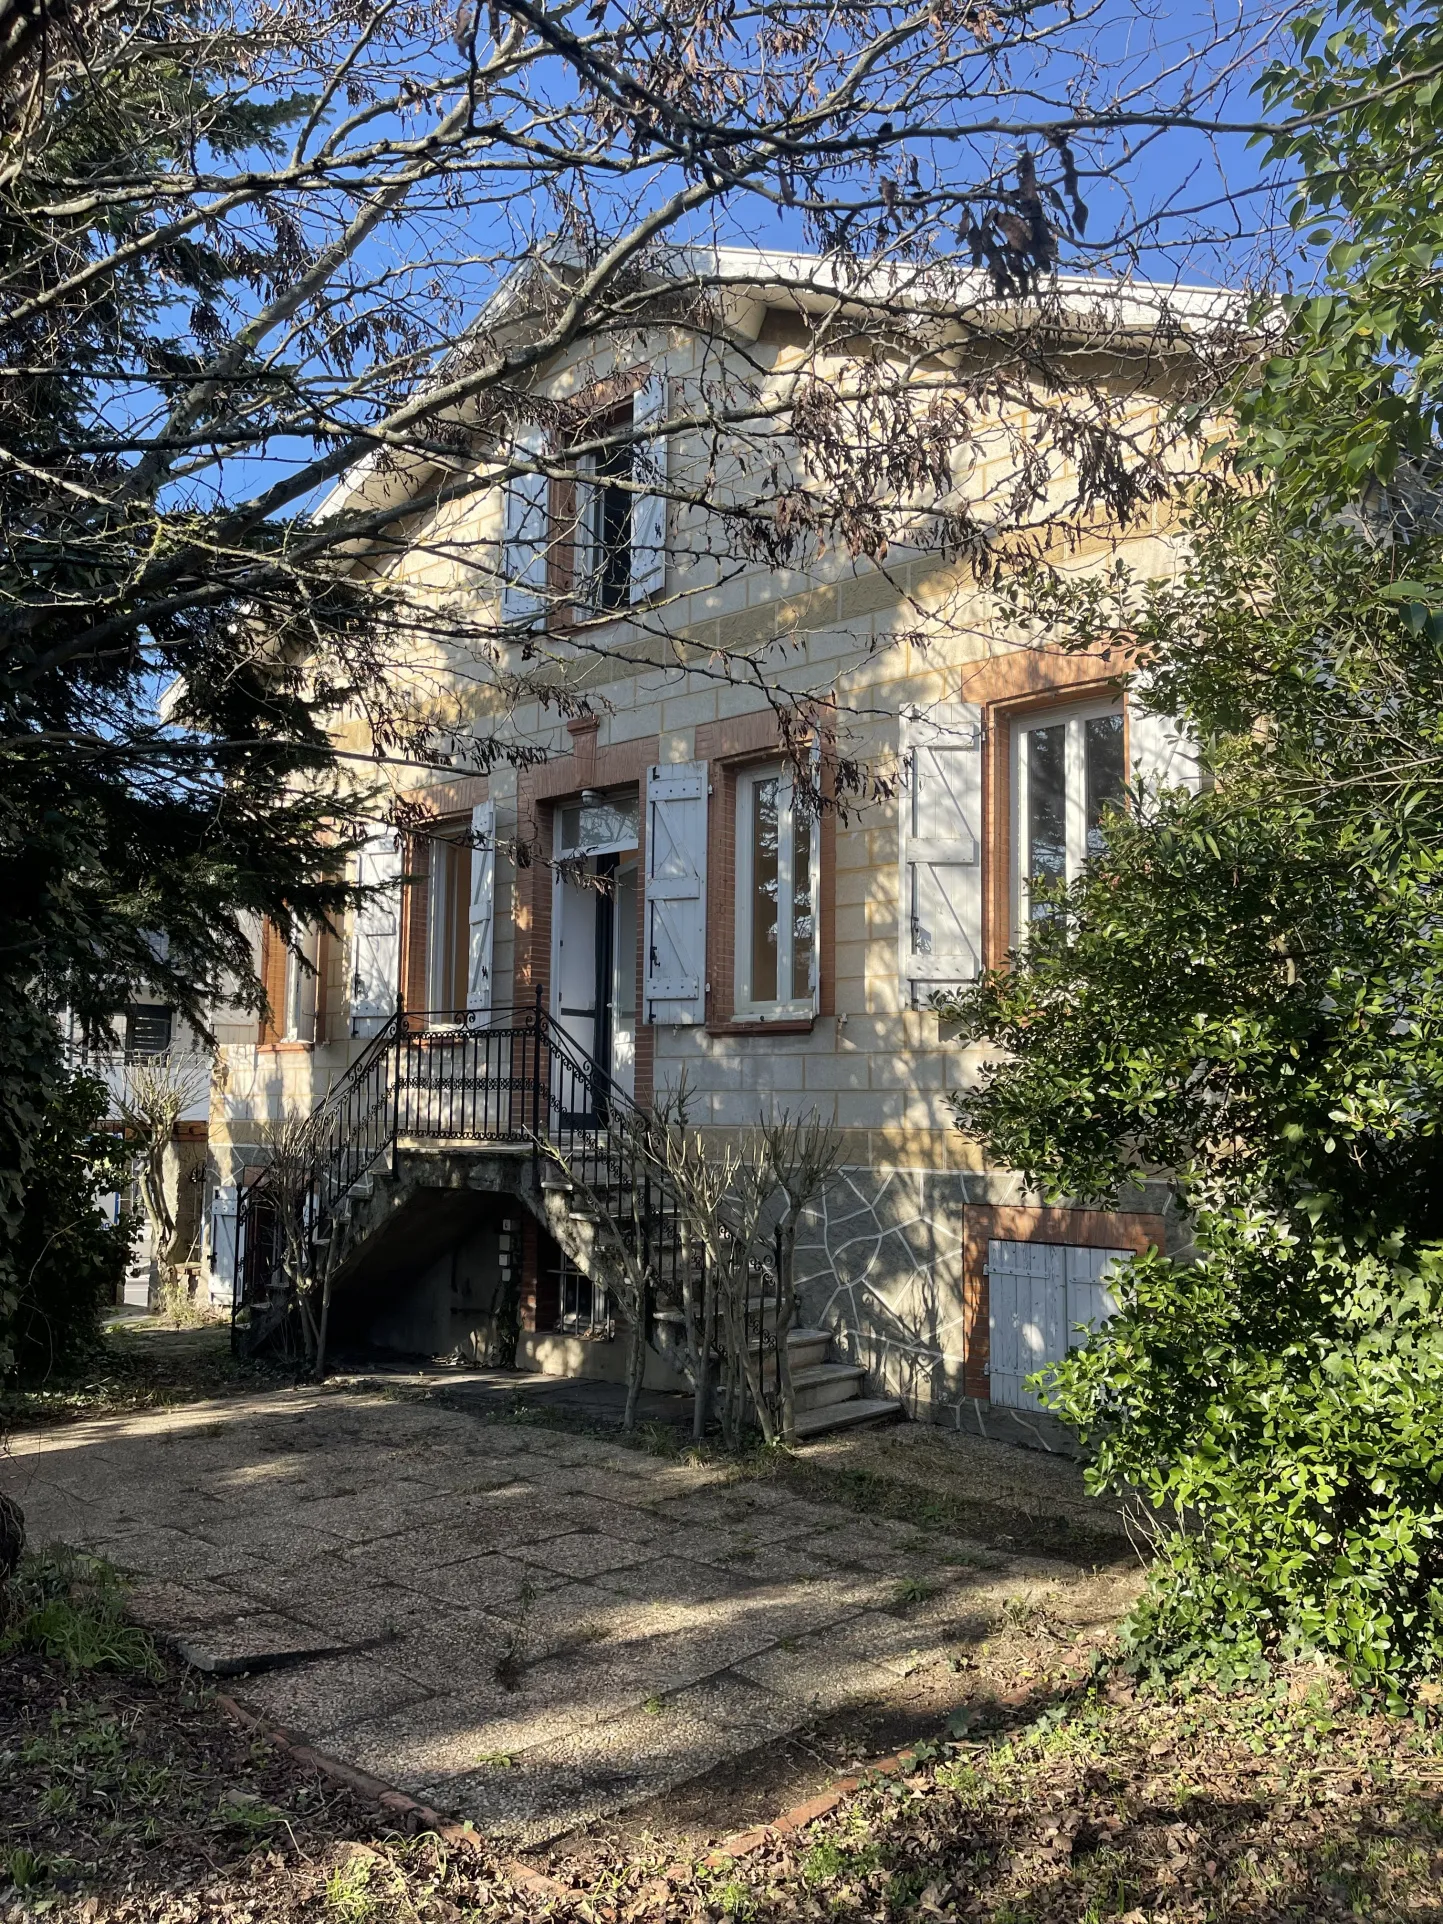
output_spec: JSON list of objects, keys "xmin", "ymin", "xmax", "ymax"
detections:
[{"xmin": 986, "ymin": 1239, "xmax": 1131, "ymax": 1411}]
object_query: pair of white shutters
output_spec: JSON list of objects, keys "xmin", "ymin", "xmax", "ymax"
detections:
[
  {"xmin": 501, "ymin": 370, "xmax": 667, "ymax": 622},
  {"xmin": 348, "ymin": 803, "xmax": 496, "ymax": 1034},
  {"xmin": 986, "ymin": 1239, "xmax": 1131, "ymax": 1411}
]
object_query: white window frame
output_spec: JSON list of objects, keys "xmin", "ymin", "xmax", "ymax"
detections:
[
  {"xmin": 282, "ymin": 928, "xmax": 318, "ymax": 1043},
  {"xmin": 1011, "ymin": 697, "xmax": 1124, "ymax": 942},
  {"xmin": 734, "ymin": 762, "xmax": 819, "ymax": 1021}
]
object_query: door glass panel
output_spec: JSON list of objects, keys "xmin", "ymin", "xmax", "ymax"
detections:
[
  {"xmin": 557, "ymin": 791, "xmax": 639, "ymax": 856},
  {"xmin": 791, "ymin": 808, "xmax": 813, "ymax": 1002},
  {"xmin": 1084, "ymin": 714, "xmax": 1125, "ymax": 858},
  {"xmin": 1026, "ymin": 723, "xmax": 1066, "ymax": 912},
  {"xmin": 750, "ymin": 776, "xmax": 780, "ymax": 1002}
]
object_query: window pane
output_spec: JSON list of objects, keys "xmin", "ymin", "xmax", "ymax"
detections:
[
  {"xmin": 791, "ymin": 807, "xmax": 814, "ymax": 1003},
  {"xmin": 125, "ymin": 1005, "xmax": 172, "ymax": 1056},
  {"xmin": 592, "ymin": 440, "xmax": 632, "ymax": 611},
  {"xmin": 750, "ymin": 776, "xmax": 780, "ymax": 1002},
  {"xmin": 1084, "ymin": 714, "xmax": 1125, "ymax": 858},
  {"xmin": 1026, "ymin": 724, "xmax": 1066, "ymax": 912}
]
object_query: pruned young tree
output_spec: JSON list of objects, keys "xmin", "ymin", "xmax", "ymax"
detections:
[{"xmin": 117, "ymin": 1048, "xmax": 214, "ymax": 1317}]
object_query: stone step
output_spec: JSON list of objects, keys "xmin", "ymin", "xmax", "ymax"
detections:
[
  {"xmin": 792, "ymin": 1396, "xmax": 905, "ymax": 1439},
  {"xmin": 787, "ymin": 1326, "xmax": 830, "ymax": 1372},
  {"xmin": 791, "ymin": 1361, "xmax": 867, "ymax": 1413}
]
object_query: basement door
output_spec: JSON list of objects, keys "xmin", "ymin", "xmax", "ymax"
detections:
[{"xmin": 986, "ymin": 1240, "xmax": 1131, "ymax": 1411}]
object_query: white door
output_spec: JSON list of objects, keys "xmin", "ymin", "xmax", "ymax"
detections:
[
  {"xmin": 553, "ymin": 865, "xmax": 599, "ymax": 1066},
  {"xmin": 611, "ymin": 862, "xmax": 638, "ymax": 1099},
  {"xmin": 987, "ymin": 1239, "xmax": 1130, "ymax": 1410}
]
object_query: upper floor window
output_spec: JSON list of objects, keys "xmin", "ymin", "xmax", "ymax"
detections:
[
  {"xmin": 1013, "ymin": 699, "xmax": 1124, "ymax": 932},
  {"xmin": 577, "ymin": 418, "xmax": 634, "ymax": 614},
  {"xmin": 501, "ymin": 369, "xmax": 667, "ymax": 626},
  {"xmin": 124, "ymin": 1003, "xmax": 172, "ymax": 1058},
  {"xmin": 735, "ymin": 763, "xmax": 817, "ymax": 1019}
]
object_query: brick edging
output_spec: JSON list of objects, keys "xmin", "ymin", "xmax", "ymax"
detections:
[
  {"xmin": 213, "ymin": 1692, "xmax": 570, "ymax": 1905},
  {"xmin": 218, "ymin": 1683, "xmax": 1043, "ymax": 1897}
]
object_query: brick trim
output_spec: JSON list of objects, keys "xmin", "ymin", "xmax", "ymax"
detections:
[
  {"xmin": 399, "ymin": 775, "xmax": 490, "ymax": 819},
  {"xmin": 961, "ymin": 1203, "xmax": 1166, "ymax": 1400}
]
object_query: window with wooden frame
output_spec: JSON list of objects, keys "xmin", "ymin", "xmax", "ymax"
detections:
[
  {"xmin": 258, "ymin": 919, "xmax": 322, "ymax": 1044},
  {"xmin": 424, "ymin": 824, "xmax": 472, "ymax": 1019},
  {"xmin": 501, "ymin": 369, "xmax": 667, "ymax": 629},
  {"xmin": 734, "ymin": 761, "xmax": 818, "ymax": 1021}
]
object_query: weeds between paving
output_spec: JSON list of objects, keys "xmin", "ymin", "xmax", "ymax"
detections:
[{"xmin": 5, "ymin": 1551, "xmax": 1443, "ymax": 1920}]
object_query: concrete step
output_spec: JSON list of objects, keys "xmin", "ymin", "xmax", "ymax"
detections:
[
  {"xmin": 791, "ymin": 1361, "xmax": 868, "ymax": 1413},
  {"xmin": 786, "ymin": 1326, "xmax": 831, "ymax": 1372},
  {"xmin": 792, "ymin": 1395, "xmax": 904, "ymax": 1439}
]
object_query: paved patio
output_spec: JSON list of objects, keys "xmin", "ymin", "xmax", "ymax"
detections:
[{"xmin": 0, "ymin": 1388, "xmax": 1123, "ymax": 1846}]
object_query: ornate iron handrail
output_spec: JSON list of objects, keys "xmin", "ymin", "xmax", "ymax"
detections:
[{"xmin": 232, "ymin": 992, "xmax": 691, "ymax": 1338}]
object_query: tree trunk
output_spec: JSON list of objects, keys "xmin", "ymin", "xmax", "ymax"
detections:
[{"xmin": 623, "ymin": 1275, "xmax": 649, "ymax": 1432}]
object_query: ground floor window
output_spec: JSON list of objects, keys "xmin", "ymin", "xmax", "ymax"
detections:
[
  {"xmin": 546, "ymin": 1243, "xmax": 611, "ymax": 1337},
  {"xmin": 735, "ymin": 761, "xmax": 817, "ymax": 1018}
]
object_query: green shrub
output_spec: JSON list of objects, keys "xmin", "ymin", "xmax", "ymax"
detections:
[{"xmin": 8, "ymin": 1069, "xmax": 132, "ymax": 1386}]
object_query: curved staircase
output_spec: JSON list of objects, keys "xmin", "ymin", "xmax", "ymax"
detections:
[{"xmin": 233, "ymin": 997, "xmax": 900, "ymax": 1440}]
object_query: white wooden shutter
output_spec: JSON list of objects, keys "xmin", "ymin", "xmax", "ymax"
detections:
[
  {"xmin": 209, "ymin": 1185, "xmax": 237, "ymax": 1292},
  {"xmin": 806, "ymin": 735, "xmax": 822, "ymax": 1015},
  {"xmin": 350, "ymin": 831, "xmax": 402, "ymax": 1037},
  {"xmin": 629, "ymin": 368, "xmax": 667, "ymax": 603},
  {"xmin": 899, "ymin": 702, "xmax": 984, "ymax": 1002},
  {"xmin": 1065, "ymin": 1245, "xmax": 1129, "ymax": 1348},
  {"xmin": 466, "ymin": 799, "xmax": 496, "ymax": 1016},
  {"xmin": 644, "ymin": 761, "xmax": 707, "ymax": 1025},
  {"xmin": 502, "ymin": 424, "xmax": 549, "ymax": 623},
  {"xmin": 987, "ymin": 1238, "xmax": 1131, "ymax": 1409},
  {"xmin": 1128, "ymin": 691, "xmax": 1203, "ymax": 796},
  {"xmin": 987, "ymin": 1238, "xmax": 1065, "ymax": 1411}
]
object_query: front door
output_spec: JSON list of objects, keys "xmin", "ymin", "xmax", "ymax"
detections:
[{"xmin": 551, "ymin": 800, "xmax": 640, "ymax": 1120}]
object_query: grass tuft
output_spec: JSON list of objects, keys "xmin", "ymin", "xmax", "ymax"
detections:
[{"xmin": 2, "ymin": 1550, "xmax": 160, "ymax": 1677}]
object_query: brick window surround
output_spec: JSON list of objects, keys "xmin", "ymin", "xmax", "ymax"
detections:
[
  {"xmin": 960, "ymin": 1203, "xmax": 1166, "ymax": 1400},
  {"xmin": 695, "ymin": 711, "xmax": 836, "ymax": 1036}
]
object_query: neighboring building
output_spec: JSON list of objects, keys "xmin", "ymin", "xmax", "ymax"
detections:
[
  {"xmin": 213, "ymin": 253, "xmax": 1213, "ymax": 1443},
  {"xmin": 66, "ymin": 1001, "xmax": 215, "ymax": 1307}
]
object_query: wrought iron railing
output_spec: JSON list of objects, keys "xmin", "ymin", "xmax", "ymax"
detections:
[{"xmin": 233, "ymin": 991, "xmax": 691, "ymax": 1342}]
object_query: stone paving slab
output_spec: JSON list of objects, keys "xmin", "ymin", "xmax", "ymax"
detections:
[{"xmin": 0, "ymin": 1386, "xmax": 1082, "ymax": 1848}]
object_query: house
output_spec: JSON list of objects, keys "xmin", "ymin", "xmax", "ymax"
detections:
[
  {"xmin": 65, "ymin": 1001, "xmax": 215, "ymax": 1308},
  {"xmin": 211, "ymin": 251, "xmax": 1215, "ymax": 1445}
]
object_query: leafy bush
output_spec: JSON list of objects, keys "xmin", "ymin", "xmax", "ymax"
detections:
[
  {"xmin": 7, "ymin": 1069, "xmax": 132, "ymax": 1387},
  {"xmin": 949, "ymin": 494, "xmax": 1443, "ymax": 1702}
]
